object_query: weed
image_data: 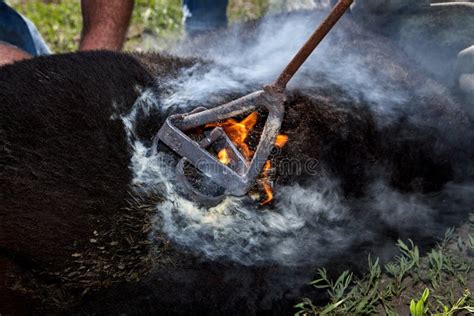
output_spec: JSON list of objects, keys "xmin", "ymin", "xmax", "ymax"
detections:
[
  {"xmin": 410, "ymin": 288, "xmax": 430, "ymax": 316},
  {"xmin": 295, "ymin": 224, "xmax": 474, "ymax": 316},
  {"xmin": 310, "ymin": 268, "xmax": 353, "ymax": 304}
]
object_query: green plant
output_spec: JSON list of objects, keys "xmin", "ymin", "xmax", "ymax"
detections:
[
  {"xmin": 295, "ymin": 225, "xmax": 474, "ymax": 316},
  {"xmin": 397, "ymin": 239, "xmax": 421, "ymax": 269},
  {"xmin": 427, "ymin": 250, "xmax": 443, "ymax": 289},
  {"xmin": 310, "ymin": 268, "xmax": 353, "ymax": 304},
  {"xmin": 384, "ymin": 239, "xmax": 420, "ymax": 296},
  {"xmin": 468, "ymin": 234, "xmax": 474, "ymax": 250},
  {"xmin": 410, "ymin": 288, "xmax": 430, "ymax": 316},
  {"xmin": 228, "ymin": 0, "xmax": 269, "ymax": 23},
  {"xmin": 433, "ymin": 289, "xmax": 474, "ymax": 316},
  {"xmin": 9, "ymin": 0, "xmax": 82, "ymax": 52}
]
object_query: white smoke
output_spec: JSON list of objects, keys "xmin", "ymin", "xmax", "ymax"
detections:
[
  {"xmin": 125, "ymin": 137, "xmax": 352, "ymax": 265},
  {"xmin": 123, "ymin": 89, "xmax": 357, "ymax": 266},
  {"xmin": 267, "ymin": 0, "xmax": 331, "ymax": 14},
  {"xmin": 121, "ymin": 6, "xmax": 472, "ymax": 266},
  {"xmin": 166, "ymin": 8, "xmax": 411, "ymax": 116},
  {"xmin": 122, "ymin": 90, "xmax": 470, "ymax": 266}
]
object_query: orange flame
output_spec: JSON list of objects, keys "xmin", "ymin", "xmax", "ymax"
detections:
[
  {"xmin": 260, "ymin": 160, "xmax": 273, "ymax": 205},
  {"xmin": 259, "ymin": 134, "xmax": 288, "ymax": 205},
  {"xmin": 217, "ymin": 148, "xmax": 231, "ymax": 165},
  {"xmin": 275, "ymin": 134, "xmax": 288, "ymax": 148},
  {"xmin": 206, "ymin": 112, "xmax": 289, "ymax": 205},
  {"xmin": 206, "ymin": 112, "xmax": 258, "ymax": 159}
]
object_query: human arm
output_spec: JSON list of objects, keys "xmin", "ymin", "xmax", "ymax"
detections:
[
  {"xmin": 79, "ymin": 0, "xmax": 134, "ymax": 51},
  {"xmin": 0, "ymin": 42, "xmax": 32, "ymax": 67}
]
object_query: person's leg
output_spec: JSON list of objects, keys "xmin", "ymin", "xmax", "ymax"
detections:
[
  {"xmin": 0, "ymin": 1, "xmax": 50, "ymax": 56},
  {"xmin": 182, "ymin": 0, "xmax": 229, "ymax": 38}
]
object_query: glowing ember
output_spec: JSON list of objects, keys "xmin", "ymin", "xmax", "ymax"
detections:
[
  {"xmin": 206, "ymin": 112, "xmax": 288, "ymax": 205},
  {"xmin": 218, "ymin": 148, "xmax": 231, "ymax": 165},
  {"xmin": 275, "ymin": 134, "xmax": 288, "ymax": 148}
]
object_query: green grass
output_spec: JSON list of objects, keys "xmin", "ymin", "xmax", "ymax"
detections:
[
  {"xmin": 8, "ymin": 0, "xmax": 184, "ymax": 52},
  {"xmin": 295, "ymin": 221, "xmax": 474, "ymax": 316},
  {"xmin": 126, "ymin": 0, "xmax": 183, "ymax": 51},
  {"xmin": 8, "ymin": 0, "xmax": 271, "ymax": 53},
  {"xmin": 8, "ymin": 0, "xmax": 82, "ymax": 52}
]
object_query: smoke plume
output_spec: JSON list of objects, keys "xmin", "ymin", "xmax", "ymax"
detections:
[{"xmin": 122, "ymin": 7, "xmax": 473, "ymax": 268}]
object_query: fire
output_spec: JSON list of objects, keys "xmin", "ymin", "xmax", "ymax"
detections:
[
  {"xmin": 260, "ymin": 160, "xmax": 273, "ymax": 205},
  {"xmin": 275, "ymin": 134, "xmax": 288, "ymax": 148},
  {"xmin": 259, "ymin": 134, "xmax": 288, "ymax": 205},
  {"xmin": 206, "ymin": 112, "xmax": 289, "ymax": 205},
  {"xmin": 217, "ymin": 148, "xmax": 231, "ymax": 165},
  {"xmin": 206, "ymin": 112, "xmax": 258, "ymax": 159}
]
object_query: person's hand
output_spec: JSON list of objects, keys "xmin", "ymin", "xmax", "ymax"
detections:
[
  {"xmin": 79, "ymin": 0, "xmax": 134, "ymax": 51},
  {"xmin": 0, "ymin": 43, "xmax": 32, "ymax": 67}
]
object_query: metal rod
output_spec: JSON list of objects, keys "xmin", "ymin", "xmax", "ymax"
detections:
[
  {"xmin": 270, "ymin": 0, "xmax": 353, "ymax": 92},
  {"xmin": 156, "ymin": 0, "xmax": 353, "ymax": 203},
  {"xmin": 176, "ymin": 90, "xmax": 265, "ymax": 131}
]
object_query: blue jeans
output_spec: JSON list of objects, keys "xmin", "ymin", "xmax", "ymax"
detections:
[
  {"xmin": 0, "ymin": 1, "xmax": 50, "ymax": 56},
  {"xmin": 182, "ymin": 0, "xmax": 229, "ymax": 37}
]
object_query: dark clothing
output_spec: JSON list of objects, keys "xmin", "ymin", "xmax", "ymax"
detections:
[
  {"xmin": 0, "ymin": 1, "xmax": 50, "ymax": 55},
  {"xmin": 183, "ymin": 0, "xmax": 229, "ymax": 37}
]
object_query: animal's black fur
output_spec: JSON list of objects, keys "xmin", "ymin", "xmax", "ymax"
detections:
[
  {"xmin": 0, "ymin": 21, "xmax": 472, "ymax": 314},
  {"xmin": 1, "ymin": 52, "xmax": 150, "ymax": 267}
]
